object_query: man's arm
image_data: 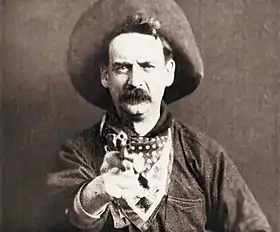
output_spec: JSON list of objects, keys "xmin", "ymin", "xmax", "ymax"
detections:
[
  {"xmin": 69, "ymin": 176, "xmax": 112, "ymax": 230},
  {"xmin": 196, "ymin": 133, "xmax": 271, "ymax": 232},
  {"xmin": 47, "ymin": 131, "xmax": 142, "ymax": 231},
  {"xmin": 47, "ymin": 134, "xmax": 112, "ymax": 231}
]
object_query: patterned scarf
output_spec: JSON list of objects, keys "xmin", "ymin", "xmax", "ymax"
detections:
[{"xmin": 100, "ymin": 103, "xmax": 174, "ymax": 231}]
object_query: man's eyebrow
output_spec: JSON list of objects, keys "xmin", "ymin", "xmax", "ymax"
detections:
[
  {"xmin": 137, "ymin": 61, "xmax": 154, "ymax": 65},
  {"xmin": 112, "ymin": 61, "xmax": 132, "ymax": 66},
  {"xmin": 137, "ymin": 61, "xmax": 156, "ymax": 67}
]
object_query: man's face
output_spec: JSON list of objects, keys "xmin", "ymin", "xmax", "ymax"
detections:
[{"xmin": 101, "ymin": 33, "xmax": 175, "ymax": 119}]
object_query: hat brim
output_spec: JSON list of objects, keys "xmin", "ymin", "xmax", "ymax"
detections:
[{"xmin": 67, "ymin": 0, "xmax": 204, "ymax": 109}]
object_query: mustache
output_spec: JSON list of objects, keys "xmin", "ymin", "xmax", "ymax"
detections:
[{"xmin": 119, "ymin": 86, "xmax": 151, "ymax": 104}]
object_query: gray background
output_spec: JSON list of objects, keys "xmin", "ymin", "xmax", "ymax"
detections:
[{"xmin": 2, "ymin": 0, "xmax": 280, "ymax": 231}]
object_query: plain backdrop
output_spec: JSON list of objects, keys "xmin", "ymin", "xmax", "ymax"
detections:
[{"xmin": 2, "ymin": 0, "xmax": 280, "ymax": 231}]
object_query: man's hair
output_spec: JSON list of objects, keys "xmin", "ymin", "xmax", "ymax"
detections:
[{"xmin": 101, "ymin": 13, "xmax": 173, "ymax": 66}]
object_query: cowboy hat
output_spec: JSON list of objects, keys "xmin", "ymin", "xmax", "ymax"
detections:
[{"xmin": 67, "ymin": 0, "xmax": 204, "ymax": 109}]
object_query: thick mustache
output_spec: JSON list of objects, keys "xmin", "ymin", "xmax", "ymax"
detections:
[{"xmin": 119, "ymin": 87, "xmax": 151, "ymax": 103}]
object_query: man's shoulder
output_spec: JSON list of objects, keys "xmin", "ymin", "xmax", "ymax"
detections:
[
  {"xmin": 63, "ymin": 120, "xmax": 102, "ymax": 150},
  {"xmin": 78, "ymin": 120, "xmax": 102, "ymax": 139},
  {"xmin": 173, "ymin": 119, "xmax": 227, "ymax": 163}
]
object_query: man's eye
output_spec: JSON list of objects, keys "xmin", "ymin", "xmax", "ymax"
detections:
[
  {"xmin": 143, "ymin": 63, "xmax": 155, "ymax": 69},
  {"xmin": 116, "ymin": 65, "xmax": 129, "ymax": 73},
  {"xmin": 141, "ymin": 63, "xmax": 155, "ymax": 70}
]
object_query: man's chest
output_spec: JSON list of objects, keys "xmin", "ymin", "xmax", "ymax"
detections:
[
  {"xmin": 92, "ymin": 126, "xmax": 207, "ymax": 231},
  {"xmin": 162, "ymin": 154, "xmax": 206, "ymax": 232}
]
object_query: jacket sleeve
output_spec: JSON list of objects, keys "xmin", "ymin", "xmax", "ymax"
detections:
[
  {"xmin": 196, "ymin": 133, "xmax": 272, "ymax": 232},
  {"xmin": 47, "ymin": 129, "xmax": 111, "ymax": 231}
]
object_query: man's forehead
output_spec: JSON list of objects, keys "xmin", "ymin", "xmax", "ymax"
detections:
[{"xmin": 108, "ymin": 33, "xmax": 165, "ymax": 62}]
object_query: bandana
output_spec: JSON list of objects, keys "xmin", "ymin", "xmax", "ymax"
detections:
[{"xmin": 100, "ymin": 103, "xmax": 174, "ymax": 231}]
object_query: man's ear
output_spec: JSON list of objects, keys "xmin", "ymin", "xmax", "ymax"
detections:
[
  {"xmin": 100, "ymin": 64, "xmax": 109, "ymax": 88},
  {"xmin": 165, "ymin": 59, "xmax": 176, "ymax": 87}
]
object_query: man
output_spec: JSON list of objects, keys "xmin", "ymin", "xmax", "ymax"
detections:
[{"xmin": 47, "ymin": 0, "xmax": 271, "ymax": 231}]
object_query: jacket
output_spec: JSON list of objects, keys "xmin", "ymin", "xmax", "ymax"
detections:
[{"xmin": 47, "ymin": 119, "xmax": 271, "ymax": 232}]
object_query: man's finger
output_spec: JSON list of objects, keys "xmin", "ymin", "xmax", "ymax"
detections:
[
  {"xmin": 100, "ymin": 151, "xmax": 122, "ymax": 173},
  {"xmin": 121, "ymin": 159, "xmax": 134, "ymax": 171}
]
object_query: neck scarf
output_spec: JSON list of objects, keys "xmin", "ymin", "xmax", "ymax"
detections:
[{"xmin": 100, "ymin": 103, "xmax": 174, "ymax": 231}]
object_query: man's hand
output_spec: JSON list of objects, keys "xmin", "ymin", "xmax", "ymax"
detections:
[
  {"xmin": 100, "ymin": 149, "xmax": 145, "ymax": 200},
  {"xmin": 77, "ymin": 148, "xmax": 144, "ymax": 218}
]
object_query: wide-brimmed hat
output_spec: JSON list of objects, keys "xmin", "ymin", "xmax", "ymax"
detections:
[{"xmin": 67, "ymin": 0, "xmax": 204, "ymax": 109}]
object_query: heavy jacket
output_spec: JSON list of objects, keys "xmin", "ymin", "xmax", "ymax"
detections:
[{"xmin": 48, "ymin": 116, "xmax": 271, "ymax": 232}]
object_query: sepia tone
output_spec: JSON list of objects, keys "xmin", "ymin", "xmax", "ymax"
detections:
[{"xmin": 2, "ymin": 0, "xmax": 280, "ymax": 231}]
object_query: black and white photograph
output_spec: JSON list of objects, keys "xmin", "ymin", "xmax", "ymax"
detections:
[{"xmin": 2, "ymin": 0, "xmax": 280, "ymax": 231}]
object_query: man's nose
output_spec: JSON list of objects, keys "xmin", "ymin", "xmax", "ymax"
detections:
[{"xmin": 128, "ymin": 63, "xmax": 144, "ymax": 88}]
